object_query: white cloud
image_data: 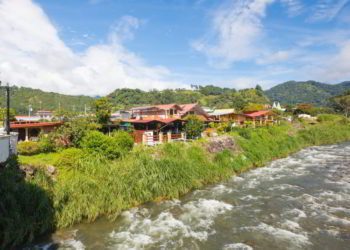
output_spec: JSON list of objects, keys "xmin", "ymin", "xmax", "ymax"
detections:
[
  {"xmin": 192, "ymin": 0, "xmax": 275, "ymax": 68},
  {"xmin": 309, "ymin": 0, "xmax": 349, "ymax": 22},
  {"xmin": 280, "ymin": 0, "xmax": 304, "ymax": 16},
  {"xmin": 256, "ymin": 50, "xmax": 293, "ymax": 64},
  {"xmin": 0, "ymin": 0, "xmax": 183, "ymax": 96},
  {"xmin": 310, "ymin": 40, "xmax": 350, "ymax": 82}
]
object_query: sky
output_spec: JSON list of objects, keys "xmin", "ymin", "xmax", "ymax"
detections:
[{"xmin": 0, "ymin": 0, "xmax": 350, "ymax": 96}]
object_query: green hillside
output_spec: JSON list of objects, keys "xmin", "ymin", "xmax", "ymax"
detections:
[
  {"xmin": 0, "ymin": 86, "xmax": 95, "ymax": 115},
  {"xmin": 107, "ymin": 85, "xmax": 270, "ymax": 110},
  {"xmin": 265, "ymin": 81, "xmax": 350, "ymax": 106}
]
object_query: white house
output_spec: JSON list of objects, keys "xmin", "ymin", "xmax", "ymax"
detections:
[
  {"xmin": 0, "ymin": 129, "xmax": 18, "ymax": 163},
  {"xmin": 272, "ymin": 101, "xmax": 286, "ymax": 112}
]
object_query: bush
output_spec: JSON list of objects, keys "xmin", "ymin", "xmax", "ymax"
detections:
[
  {"xmin": 18, "ymin": 141, "xmax": 41, "ymax": 155},
  {"xmin": 38, "ymin": 135, "xmax": 56, "ymax": 153},
  {"xmin": 317, "ymin": 114, "xmax": 344, "ymax": 123},
  {"xmin": 111, "ymin": 131, "xmax": 134, "ymax": 153},
  {"xmin": 184, "ymin": 115, "xmax": 205, "ymax": 139},
  {"xmin": 55, "ymin": 148, "xmax": 86, "ymax": 170},
  {"xmin": 80, "ymin": 131, "xmax": 133, "ymax": 159}
]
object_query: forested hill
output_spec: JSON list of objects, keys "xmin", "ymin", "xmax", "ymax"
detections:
[
  {"xmin": 265, "ymin": 81, "xmax": 350, "ymax": 106},
  {"xmin": 107, "ymin": 85, "xmax": 270, "ymax": 110},
  {"xmin": 0, "ymin": 86, "xmax": 95, "ymax": 115}
]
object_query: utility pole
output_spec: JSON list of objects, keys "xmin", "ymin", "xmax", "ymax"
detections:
[{"xmin": 5, "ymin": 83, "xmax": 10, "ymax": 135}]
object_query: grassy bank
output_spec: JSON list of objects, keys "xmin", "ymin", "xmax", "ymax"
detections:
[{"xmin": 1, "ymin": 118, "xmax": 350, "ymax": 248}]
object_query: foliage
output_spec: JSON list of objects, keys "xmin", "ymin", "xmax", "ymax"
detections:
[
  {"xmin": 330, "ymin": 91, "xmax": 350, "ymax": 117},
  {"xmin": 184, "ymin": 115, "xmax": 205, "ymax": 139},
  {"xmin": 242, "ymin": 103, "xmax": 265, "ymax": 113},
  {"xmin": 93, "ymin": 97, "xmax": 112, "ymax": 125},
  {"xmin": 108, "ymin": 87, "xmax": 269, "ymax": 110},
  {"xmin": 55, "ymin": 148, "xmax": 87, "ymax": 170},
  {"xmin": 110, "ymin": 130, "xmax": 134, "ymax": 153},
  {"xmin": 79, "ymin": 130, "xmax": 133, "ymax": 159},
  {"xmin": 10, "ymin": 117, "xmax": 350, "ymax": 248},
  {"xmin": 18, "ymin": 141, "xmax": 42, "ymax": 155},
  {"xmin": 0, "ymin": 85, "xmax": 94, "ymax": 115},
  {"xmin": 265, "ymin": 80, "xmax": 350, "ymax": 106},
  {"xmin": 0, "ymin": 158, "xmax": 54, "ymax": 249},
  {"xmin": 51, "ymin": 117, "xmax": 100, "ymax": 148},
  {"xmin": 0, "ymin": 107, "xmax": 16, "ymax": 122}
]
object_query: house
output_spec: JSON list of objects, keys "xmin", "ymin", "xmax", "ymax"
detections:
[
  {"xmin": 244, "ymin": 110, "xmax": 277, "ymax": 126},
  {"xmin": 120, "ymin": 118, "xmax": 185, "ymax": 145},
  {"xmin": 179, "ymin": 103, "xmax": 210, "ymax": 121},
  {"xmin": 10, "ymin": 121, "xmax": 63, "ymax": 141},
  {"xmin": 36, "ymin": 110, "xmax": 54, "ymax": 120},
  {"xmin": 15, "ymin": 115, "xmax": 41, "ymax": 122},
  {"xmin": 111, "ymin": 110, "xmax": 131, "ymax": 121},
  {"xmin": 131, "ymin": 104, "xmax": 183, "ymax": 120},
  {"xmin": 0, "ymin": 128, "xmax": 18, "ymax": 164},
  {"xmin": 208, "ymin": 109, "xmax": 236, "ymax": 121}
]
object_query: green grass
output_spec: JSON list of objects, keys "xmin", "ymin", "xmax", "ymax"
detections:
[{"xmin": 2, "ymin": 118, "xmax": 350, "ymax": 248}]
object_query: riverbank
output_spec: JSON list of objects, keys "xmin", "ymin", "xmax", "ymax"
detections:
[{"xmin": 1, "ymin": 118, "xmax": 350, "ymax": 248}]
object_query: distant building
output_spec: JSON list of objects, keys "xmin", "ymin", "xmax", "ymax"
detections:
[
  {"xmin": 10, "ymin": 121, "xmax": 62, "ymax": 141},
  {"xmin": 272, "ymin": 102, "xmax": 286, "ymax": 111},
  {"xmin": 111, "ymin": 110, "xmax": 131, "ymax": 121},
  {"xmin": 15, "ymin": 115, "xmax": 41, "ymax": 122},
  {"xmin": 208, "ymin": 109, "xmax": 236, "ymax": 121},
  {"xmin": 36, "ymin": 110, "xmax": 54, "ymax": 120}
]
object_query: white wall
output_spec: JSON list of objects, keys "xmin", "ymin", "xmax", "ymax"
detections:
[{"xmin": 0, "ymin": 135, "xmax": 10, "ymax": 163}]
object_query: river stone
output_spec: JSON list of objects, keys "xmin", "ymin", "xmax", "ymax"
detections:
[
  {"xmin": 19, "ymin": 165, "xmax": 36, "ymax": 178},
  {"xmin": 206, "ymin": 136, "xmax": 238, "ymax": 153},
  {"xmin": 47, "ymin": 165, "xmax": 56, "ymax": 175}
]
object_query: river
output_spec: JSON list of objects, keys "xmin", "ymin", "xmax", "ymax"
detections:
[{"xmin": 35, "ymin": 142, "xmax": 350, "ymax": 250}]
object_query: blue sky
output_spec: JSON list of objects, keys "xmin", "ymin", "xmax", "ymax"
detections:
[{"xmin": 0, "ymin": 0, "xmax": 350, "ymax": 95}]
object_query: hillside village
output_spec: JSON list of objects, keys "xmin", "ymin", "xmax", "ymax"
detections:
[{"xmin": 1, "ymin": 81, "xmax": 350, "ymax": 163}]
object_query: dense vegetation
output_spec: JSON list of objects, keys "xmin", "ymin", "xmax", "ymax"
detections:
[
  {"xmin": 1, "ymin": 115, "xmax": 350, "ymax": 248},
  {"xmin": 0, "ymin": 86, "xmax": 95, "ymax": 115},
  {"xmin": 265, "ymin": 80, "xmax": 350, "ymax": 106},
  {"xmin": 107, "ymin": 85, "xmax": 269, "ymax": 110}
]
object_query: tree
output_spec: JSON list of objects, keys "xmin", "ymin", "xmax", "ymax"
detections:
[
  {"xmin": 331, "ymin": 91, "xmax": 350, "ymax": 117},
  {"xmin": 0, "ymin": 108, "xmax": 16, "ymax": 122},
  {"xmin": 93, "ymin": 97, "xmax": 112, "ymax": 124},
  {"xmin": 184, "ymin": 115, "xmax": 205, "ymax": 139},
  {"xmin": 242, "ymin": 103, "xmax": 265, "ymax": 113}
]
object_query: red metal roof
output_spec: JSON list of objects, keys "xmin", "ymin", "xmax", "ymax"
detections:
[
  {"xmin": 10, "ymin": 121, "xmax": 63, "ymax": 129},
  {"xmin": 244, "ymin": 110, "xmax": 272, "ymax": 118}
]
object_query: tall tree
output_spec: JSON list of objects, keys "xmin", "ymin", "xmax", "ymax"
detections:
[
  {"xmin": 331, "ymin": 91, "xmax": 350, "ymax": 117},
  {"xmin": 93, "ymin": 97, "xmax": 112, "ymax": 124}
]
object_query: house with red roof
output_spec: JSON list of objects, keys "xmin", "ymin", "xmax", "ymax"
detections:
[{"xmin": 243, "ymin": 110, "xmax": 277, "ymax": 127}]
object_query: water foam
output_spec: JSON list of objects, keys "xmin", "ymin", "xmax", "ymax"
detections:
[
  {"xmin": 109, "ymin": 199, "xmax": 233, "ymax": 249},
  {"xmin": 222, "ymin": 243, "xmax": 254, "ymax": 250}
]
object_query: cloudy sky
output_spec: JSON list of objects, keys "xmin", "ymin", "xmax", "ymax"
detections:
[{"xmin": 0, "ymin": 0, "xmax": 350, "ymax": 95}]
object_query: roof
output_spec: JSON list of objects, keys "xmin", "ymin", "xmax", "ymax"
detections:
[
  {"xmin": 10, "ymin": 121, "xmax": 63, "ymax": 129},
  {"xmin": 121, "ymin": 118, "xmax": 183, "ymax": 124},
  {"xmin": 180, "ymin": 103, "xmax": 197, "ymax": 113},
  {"xmin": 209, "ymin": 109, "xmax": 236, "ymax": 116},
  {"xmin": 36, "ymin": 110, "xmax": 53, "ymax": 113},
  {"xmin": 131, "ymin": 104, "xmax": 181, "ymax": 111},
  {"xmin": 244, "ymin": 110, "xmax": 273, "ymax": 118}
]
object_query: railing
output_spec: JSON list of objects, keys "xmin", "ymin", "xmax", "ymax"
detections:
[{"xmin": 171, "ymin": 133, "xmax": 182, "ymax": 140}]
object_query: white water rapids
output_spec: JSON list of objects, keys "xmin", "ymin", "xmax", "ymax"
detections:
[{"xmin": 34, "ymin": 142, "xmax": 350, "ymax": 250}]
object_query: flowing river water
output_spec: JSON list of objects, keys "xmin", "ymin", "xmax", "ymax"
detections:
[{"xmin": 36, "ymin": 142, "xmax": 350, "ymax": 250}]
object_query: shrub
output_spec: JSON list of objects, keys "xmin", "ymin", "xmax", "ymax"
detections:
[
  {"xmin": 184, "ymin": 115, "xmax": 205, "ymax": 139},
  {"xmin": 18, "ymin": 141, "xmax": 41, "ymax": 155},
  {"xmin": 317, "ymin": 114, "xmax": 344, "ymax": 123},
  {"xmin": 55, "ymin": 148, "xmax": 86, "ymax": 170},
  {"xmin": 111, "ymin": 131, "xmax": 134, "ymax": 154},
  {"xmin": 80, "ymin": 131, "xmax": 133, "ymax": 159},
  {"xmin": 38, "ymin": 135, "xmax": 56, "ymax": 153}
]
